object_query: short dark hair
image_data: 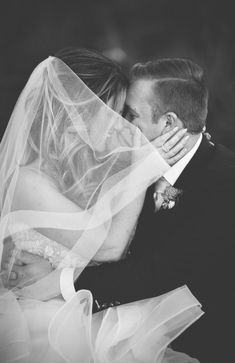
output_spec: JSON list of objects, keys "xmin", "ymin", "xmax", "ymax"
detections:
[
  {"xmin": 55, "ymin": 47, "xmax": 129, "ymax": 110},
  {"xmin": 131, "ymin": 58, "xmax": 208, "ymax": 133}
]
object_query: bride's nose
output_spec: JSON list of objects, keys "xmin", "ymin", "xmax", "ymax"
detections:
[{"xmin": 132, "ymin": 119, "xmax": 143, "ymax": 132}]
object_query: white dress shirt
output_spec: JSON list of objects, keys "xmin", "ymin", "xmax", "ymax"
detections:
[
  {"xmin": 60, "ymin": 134, "xmax": 203, "ymax": 301},
  {"xmin": 164, "ymin": 133, "xmax": 202, "ymax": 185}
]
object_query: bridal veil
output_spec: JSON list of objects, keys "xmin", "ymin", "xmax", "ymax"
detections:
[{"xmin": 0, "ymin": 57, "xmax": 202, "ymax": 363}]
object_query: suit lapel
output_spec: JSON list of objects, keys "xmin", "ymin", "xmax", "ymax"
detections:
[
  {"xmin": 142, "ymin": 137, "xmax": 214, "ymax": 216},
  {"xmin": 133, "ymin": 136, "xmax": 215, "ymax": 250}
]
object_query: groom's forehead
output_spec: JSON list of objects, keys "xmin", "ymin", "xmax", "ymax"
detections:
[
  {"xmin": 126, "ymin": 79, "xmax": 157, "ymax": 108},
  {"xmin": 129, "ymin": 80, "xmax": 156, "ymax": 101}
]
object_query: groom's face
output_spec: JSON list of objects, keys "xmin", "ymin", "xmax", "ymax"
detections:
[{"xmin": 125, "ymin": 79, "xmax": 166, "ymax": 141}]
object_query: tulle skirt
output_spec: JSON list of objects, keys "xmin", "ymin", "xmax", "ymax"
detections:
[{"xmin": 0, "ymin": 285, "xmax": 202, "ymax": 363}]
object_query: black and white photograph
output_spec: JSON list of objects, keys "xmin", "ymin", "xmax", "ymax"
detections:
[{"xmin": 0, "ymin": 1, "xmax": 234, "ymax": 362}]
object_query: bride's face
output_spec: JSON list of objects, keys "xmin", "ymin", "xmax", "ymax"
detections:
[{"xmin": 89, "ymin": 89, "xmax": 127, "ymax": 152}]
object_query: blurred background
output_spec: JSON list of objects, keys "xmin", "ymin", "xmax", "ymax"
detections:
[{"xmin": 1, "ymin": 0, "xmax": 235, "ymax": 148}]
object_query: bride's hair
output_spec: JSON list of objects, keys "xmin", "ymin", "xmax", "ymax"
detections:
[
  {"xmin": 55, "ymin": 47, "xmax": 129, "ymax": 110},
  {"xmin": 25, "ymin": 48, "xmax": 129, "ymax": 206}
]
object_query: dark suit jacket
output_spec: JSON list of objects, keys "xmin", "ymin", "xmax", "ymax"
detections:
[{"xmin": 75, "ymin": 136, "xmax": 235, "ymax": 362}]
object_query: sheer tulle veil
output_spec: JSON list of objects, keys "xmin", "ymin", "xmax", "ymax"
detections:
[
  {"xmin": 0, "ymin": 56, "xmax": 169, "ymax": 297},
  {"xmin": 0, "ymin": 57, "xmax": 203, "ymax": 363}
]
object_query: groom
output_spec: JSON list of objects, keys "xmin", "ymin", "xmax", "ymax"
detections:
[{"xmin": 3, "ymin": 58, "xmax": 235, "ymax": 362}]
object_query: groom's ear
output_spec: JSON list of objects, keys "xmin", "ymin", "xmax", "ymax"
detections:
[{"xmin": 162, "ymin": 112, "xmax": 178, "ymax": 131}]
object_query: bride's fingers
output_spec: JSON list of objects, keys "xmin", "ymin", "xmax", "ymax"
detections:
[
  {"xmin": 152, "ymin": 127, "xmax": 179, "ymax": 147},
  {"xmin": 13, "ymin": 259, "xmax": 24, "ymax": 266},
  {"xmin": 0, "ymin": 270, "xmax": 9, "ymax": 287},
  {"xmin": 8, "ymin": 265, "xmax": 29, "ymax": 283},
  {"xmin": 4, "ymin": 250, "xmax": 24, "ymax": 267},
  {"xmin": 1, "ymin": 239, "xmax": 15, "ymax": 269},
  {"xmin": 0, "ymin": 253, "xmax": 23, "ymax": 272},
  {"xmin": 165, "ymin": 134, "xmax": 189, "ymax": 159},
  {"xmin": 8, "ymin": 266, "xmax": 33, "ymax": 288},
  {"xmin": 162, "ymin": 128, "xmax": 188, "ymax": 152},
  {"xmin": 167, "ymin": 147, "xmax": 188, "ymax": 166},
  {"xmin": 8, "ymin": 265, "xmax": 24, "ymax": 281},
  {"xmin": 16, "ymin": 251, "xmax": 40, "ymax": 265}
]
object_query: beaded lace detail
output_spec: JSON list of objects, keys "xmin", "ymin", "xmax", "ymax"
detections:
[{"xmin": 11, "ymin": 227, "xmax": 86, "ymax": 269}]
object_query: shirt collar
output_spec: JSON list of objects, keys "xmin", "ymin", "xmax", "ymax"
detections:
[{"xmin": 164, "ymin": 133, "xmax": 202, "ymax": 186}]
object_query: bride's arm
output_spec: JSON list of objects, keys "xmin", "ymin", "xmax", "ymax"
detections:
[
  {"xmin": 12, "ymin": 168, "xmax": 145, "ymax": 261},
  {"xmin": 12, "ymin": 169, "xmax": 83, "ymax": 248},
  {"xmin": 92, "ymin": 192, "xmax": 146, "ymax": 261}
]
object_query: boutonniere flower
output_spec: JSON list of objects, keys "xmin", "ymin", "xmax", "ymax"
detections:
[
  {"xmin": 153, "ymin": 185, "xmax": 183, "ymax": 212},
  {"xmin": 203, "ymin": 128, "xmax": 215, "ymax": 146}
]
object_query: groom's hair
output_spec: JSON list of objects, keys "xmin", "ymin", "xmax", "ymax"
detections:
[
  {"xmin": 130, "ymin": 58, "xmax": 208, "ymax": 133},
  {"xmin": 54, "ymin": 47, "xmax": 129, "ymax": 110}
]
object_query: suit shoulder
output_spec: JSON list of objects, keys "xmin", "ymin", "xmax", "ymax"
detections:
[{"xmin": 208, "ymin": 143, "xmax": 235, "ymax": 173}]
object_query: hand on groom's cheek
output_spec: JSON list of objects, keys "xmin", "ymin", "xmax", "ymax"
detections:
[{"xmin": 151, "ymin": 127, "xmax": 189, "ymax": 166}]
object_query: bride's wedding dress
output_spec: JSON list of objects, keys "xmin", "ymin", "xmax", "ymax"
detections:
[{"xmin": 0, "ymin": 225, "xmax": 202, "ymax": 363}]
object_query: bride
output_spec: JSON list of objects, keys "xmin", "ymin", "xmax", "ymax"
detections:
[{"xmin": 0, "ymin": 48, "xmax": 203, "ymax": 363}]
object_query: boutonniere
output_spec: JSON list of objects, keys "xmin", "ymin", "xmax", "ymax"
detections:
[
  {"xmin": 153, "ymin": 185, "xmax": 183, "ymax": 212},
  {"xmin": 203, "ymin": 128, "xmax": 215, "ymax": 146}
]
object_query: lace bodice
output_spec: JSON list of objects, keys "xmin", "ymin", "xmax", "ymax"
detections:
[{"xmin": 11, "ymin": 226, "xmax": 87, "ymax": 269}]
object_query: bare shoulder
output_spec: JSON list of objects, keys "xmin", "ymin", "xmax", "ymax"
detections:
[
  {"xmin": 12, "ymin": 167, "xmax": 81, "ymax": 213},
  {"xmin": 15, "ymin": 166, "xmax": 57, "ymax": 196},
  {"xmin": 16, "ymin": 166, "xmax": 53, "ymax": 192}
]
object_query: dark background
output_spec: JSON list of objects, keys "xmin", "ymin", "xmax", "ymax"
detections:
[{"xmin": 1, "ymin": 0, "xmax": 235, "ymax": 148}]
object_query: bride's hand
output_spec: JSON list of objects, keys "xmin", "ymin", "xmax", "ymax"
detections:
[
  {"xmin": 7, "ymin": 251, "xmax": 53, "ymax": 289},
  {"xmin": 13, "ymin": 268, "xmax": 61, "ymax": 301},
  {"xmin": 152, "ymin": 127, "xmax": 189, "ymax": 166}
]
